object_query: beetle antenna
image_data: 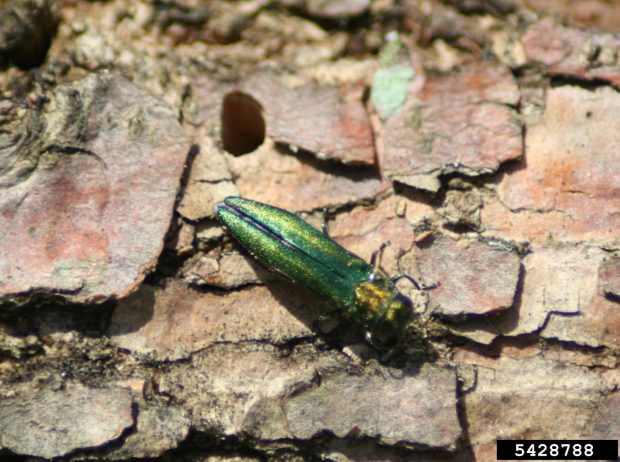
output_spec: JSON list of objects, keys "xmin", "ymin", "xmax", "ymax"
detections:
[
  {"xmin": 393, "ymin": 248, "xmax": 439, "ymax": 290},
  {"xmin": 391, "ymin": 274, "xmax": 439, "ymax": 291}
]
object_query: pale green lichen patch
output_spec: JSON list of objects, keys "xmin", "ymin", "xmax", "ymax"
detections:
[{"xmin": 371, "ymin": 32, "xmax": 415, "ymax": 119}]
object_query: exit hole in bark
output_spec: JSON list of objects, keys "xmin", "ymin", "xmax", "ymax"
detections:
[{"xmin": 221, "ymin": 91, "xmax": 265, "ymax": 155}]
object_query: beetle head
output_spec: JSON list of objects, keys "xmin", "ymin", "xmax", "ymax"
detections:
[{"xmin": 366, "ymin": 292, "xmax": 413, "ymax": 350}]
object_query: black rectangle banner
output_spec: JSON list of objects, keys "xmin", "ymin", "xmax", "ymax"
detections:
[{"xmin": 497, "ymin": 439, "xmax": 618, "ymax": 460}]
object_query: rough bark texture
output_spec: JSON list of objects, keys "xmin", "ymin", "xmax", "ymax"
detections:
[{"xmin": 0, "ymin": 1, "xmax": 619, "ymax": 461}]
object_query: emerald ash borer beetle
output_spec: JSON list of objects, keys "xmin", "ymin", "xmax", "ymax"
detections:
[{"xmin": 215, "ymin": 196, "xmax": 431, "ymax": 350}]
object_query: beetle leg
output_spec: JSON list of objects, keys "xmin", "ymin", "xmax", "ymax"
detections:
[
  {"xmin": 316, "ymin": 310, "xmax": 339, "ymax": 323},
  {"xmin": 321, "ymin": 208, "xmax": 330, "ymax": 236},
  {"xmin": 370, "ymin": 241, "xmax": 391, "ymax": 272},
  {"xmin": 380, "ymin": 345, "xmax": 399, "ymax": 362}
]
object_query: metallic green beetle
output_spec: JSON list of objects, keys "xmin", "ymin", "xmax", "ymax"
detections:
[{"xmin": 215, "ymin": 196, "xmax": 426, "ymax": 349}]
